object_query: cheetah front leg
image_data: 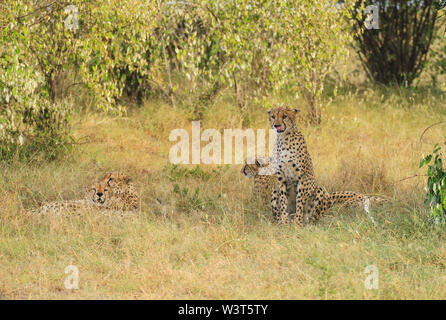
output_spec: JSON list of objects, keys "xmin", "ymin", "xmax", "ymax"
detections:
[
  {"xmin": 292, "ymin": 182, "xmax": 305, "ymax": 226},
  {"xmin": 271, "ymin": 186, "xmax": 280, "ymax": 221},
  {"xmin": 272, "ymin": 183, "xmax": 296, "ymax": 222},
  {"xmin": 274, "ymin": 170, "xmax": 289, "ymax": 224}
]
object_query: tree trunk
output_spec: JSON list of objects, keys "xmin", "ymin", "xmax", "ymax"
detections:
[{"xmin": 308, "ymin": 92, "xmax": 321, "ymax": 125}]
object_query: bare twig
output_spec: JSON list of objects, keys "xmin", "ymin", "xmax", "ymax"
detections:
[
  {"xmin": 65, "ymin": 82, "xmax": 85, "ymax": 91},
  {"xmin": 391, "ymin": 174, "xmax": 427, "ymax": 185},
  {"xmin": 419, "ymin": 121, "xmax": 446, "ymax": 143},
  {"xmin": 15, "ymin": 1, "xmax": 60, "ymax": 22}
]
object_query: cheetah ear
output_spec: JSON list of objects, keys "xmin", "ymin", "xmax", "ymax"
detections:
[
  {"xmin": 256, "ymin": 157, "xmax": 266, "ymax": 166},
  {"xmin": 103, "ymin": 172, "xmax": 112, "ymax": 180},
  {"xmin": 293, "ymin": 108, "xmax": 300, "ymax": 114}
]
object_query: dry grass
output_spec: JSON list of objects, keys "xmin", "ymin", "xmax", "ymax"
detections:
[{"xmin": 0, "ymin": 88, "xmax": 445, "ymax": 299}]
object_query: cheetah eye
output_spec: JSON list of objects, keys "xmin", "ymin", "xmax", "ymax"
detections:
[
  {"xmin": 104, "ymin": 188, "xmax": 108, "ymax": 192},
  {"xmin": 282, "ymin": 115, "xmax": 287, "ymax": 119}
]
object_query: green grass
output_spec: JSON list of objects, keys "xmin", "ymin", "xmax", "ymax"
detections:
[{"xmin": 0, "ymin": 88, "xmax": 445, "ymax": 299}]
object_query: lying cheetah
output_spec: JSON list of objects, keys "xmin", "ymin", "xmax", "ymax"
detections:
[
  {"xmin": 267, "ymin": 106, "xmax": 388, "ymax": 225},
  {"xmin": 33, "ymin": 172, "xmax": 138, "ymax": 215},
  {"xmin": 241, "ymin": 155, "xmax": 387, "ymax": 225}
]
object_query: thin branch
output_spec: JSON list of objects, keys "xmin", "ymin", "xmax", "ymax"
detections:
[
  {"xmin": 65, "ymin": 81, "xmax": 85, "ymax": 91},
  {"xmin": 15, "ymin": 1, "xmax": 61, "ymax": 22},
  {"xmin": 391, "ymin": 174, "xmax": 427, "ymax": 185},
  {"xmin": 419, "ymin": 121, "xmax": 446, "ymax": 143}
]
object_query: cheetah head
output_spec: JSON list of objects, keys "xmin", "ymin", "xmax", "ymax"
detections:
[
  {"xmin": 88, "ymin": 181, "xmax": 110, "ymax": 205},
  {"xmin": 267, "ymin": 107, "xmax": 299, "ymax": 134},
  {"xmin": 100, "ymin": 171, "xmax": 138, "ymax": 209},
  {"xmin": 86, "ymin": 172, "xmax": 133, "ymax": 206},
  {"xmin": 241, "ymin": 156, "xmax": 270, "ymax": 178}
]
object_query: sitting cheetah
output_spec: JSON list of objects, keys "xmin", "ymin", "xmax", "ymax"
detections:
[
  {"xmin": 241, "ymin": 156, "xmax": 276, "ymax": 199},
  {"xmin": 241, "ymin": 156, "xmax": 297, "ymax": 213},
  {"xmin": 241, "ymin": 155, "xmax": 387, "ymax": 225},
  {"xmin": 267, "ymin": 106, "xmax": 388, "ymax": 226},
  {"xmin": 33, "ymin": 172, "xmax": 138, "ymax": 215}
]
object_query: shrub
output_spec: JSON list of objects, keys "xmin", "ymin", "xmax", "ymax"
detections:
[
  {"xmin": 0, "ymin": 33, "xmax": 72, "ymax": 161},
  {"xmin": 0, "ymin": 0, "xmax": 160, "ymax": 159},
  {"xmin": 420, "ymin": 139, "xmax": 446, "ymax": 224},
  {"xmin": 352, "ymin": 0, "xmax": 441, "ymax": 86}
]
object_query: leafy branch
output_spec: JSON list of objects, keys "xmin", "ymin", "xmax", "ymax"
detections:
[{"xmin": 420, "ymin": 138, "xmax": 446, "ymax": 224}]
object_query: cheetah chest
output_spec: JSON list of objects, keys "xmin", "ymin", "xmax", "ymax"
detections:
[{"xmin": 276, "ymin": 138, "xmax": 304, "ymax": 182}]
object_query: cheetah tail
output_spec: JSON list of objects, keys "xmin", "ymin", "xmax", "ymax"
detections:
[
  {"xmin": 329, "ymin": 191, "xmax": 390, "ymax": 228},
  {"xmin": 329, "ymin": 191, "xmax": 366, "ymax": 206},
  {"xmin": 367, "ymin": 196, "xmax": 391, "ymax": 205},
  {"xmin": 329, "ymin": 191, "xmax": 389, "ymax": 207}
]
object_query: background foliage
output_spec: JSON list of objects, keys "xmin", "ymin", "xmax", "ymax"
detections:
[{"xmin": 0, "ymin": 0, "xmax": 359, "ymax": 158}]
